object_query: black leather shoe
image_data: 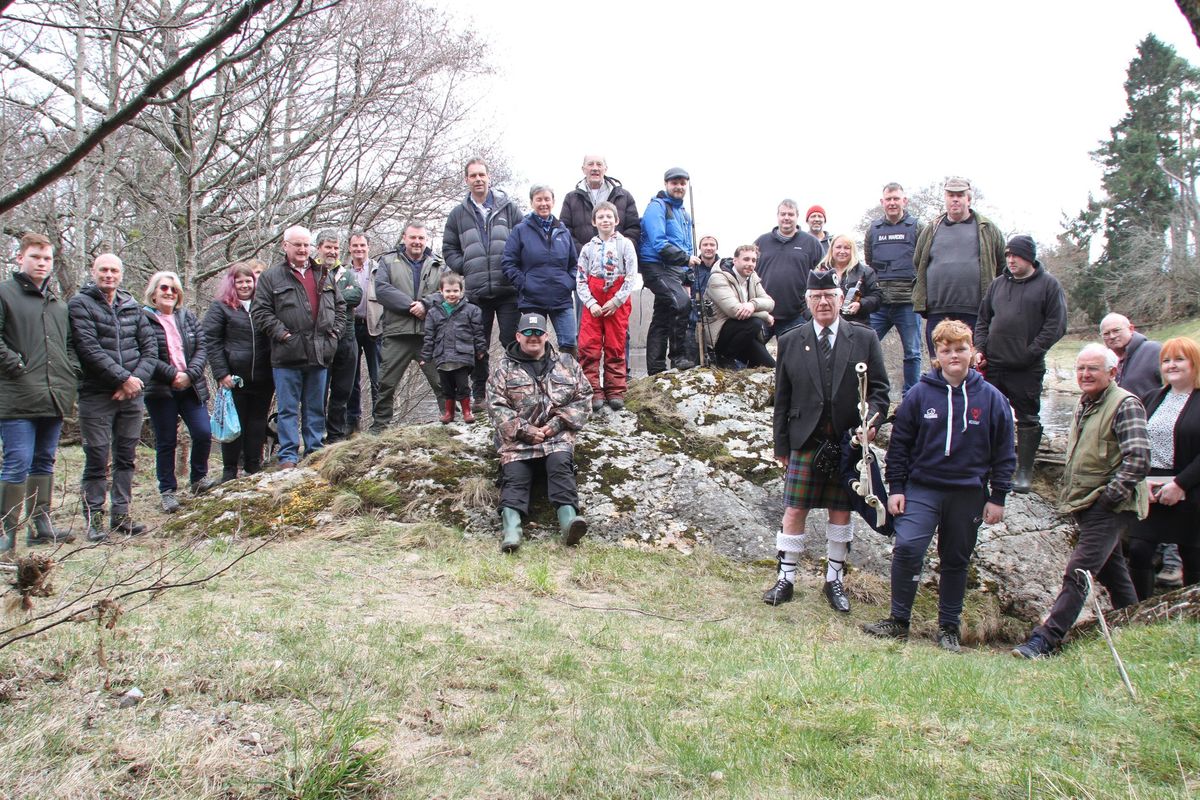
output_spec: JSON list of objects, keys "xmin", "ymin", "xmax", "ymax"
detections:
[
  {"xmin": 823, "ymin": 579, "xmax": 851, "ymax": 613},
  {"xmin": 761, "ymin": 578, "xmax": 794, "ymax": 606}
]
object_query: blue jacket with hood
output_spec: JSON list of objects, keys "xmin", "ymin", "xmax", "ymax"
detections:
[
  {"xmin": 502, "ymin": 213, "xmax": 579, "ymax": 311},
  {"xmin": 638, "ymin": 191, "xmax": 693, "ymax": 268},
  {"xmin": 886, "ymin": 367, "xmax": 1016, "ymax": 504}
]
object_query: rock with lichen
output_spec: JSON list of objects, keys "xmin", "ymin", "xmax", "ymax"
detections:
[{"xmin": 170, "ymin": 366, "xmax": 1081, "ymax": 629}]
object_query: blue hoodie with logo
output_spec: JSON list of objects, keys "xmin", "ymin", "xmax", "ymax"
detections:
[{"xmin": 885, "ymin": 367, "xmax": 1016, "ymax": 504}]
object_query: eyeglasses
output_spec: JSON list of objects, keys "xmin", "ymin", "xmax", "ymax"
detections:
[
  {"xmin": 158, "ymin": 285, "xmax": 177, "ymax": 294},
  {"xmin": 519, "ymin": 329, "xmax": 546, "ymax": 337},
  {"xmin": 809, "ymin": 292, "xmax": 839, "ymax": 302},
  {"xmin": 285, "ymin": 241, "xmax": 310, "ymax": 249}
]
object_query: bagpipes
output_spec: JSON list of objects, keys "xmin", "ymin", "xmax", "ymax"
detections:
[{"xmin": 839, "ymin": 361, "xmax": 894, "ymax": 536}]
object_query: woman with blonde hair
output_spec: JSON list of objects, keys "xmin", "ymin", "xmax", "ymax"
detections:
[
  {"xmin": 142, "ymin": 271, "xmax": 212, "ymax": 513},
  {"xmin": 817, "ymin": 234, "xmax": 881, "ymax": 325},
  {"xmin": 1127, "ymin": 336, "xmax": 1200, "ymax": 599}
]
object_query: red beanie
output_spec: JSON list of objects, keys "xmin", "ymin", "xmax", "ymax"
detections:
[{"xmin": 806, "ymin": 205, "xmax": 826, "ymax": 220}]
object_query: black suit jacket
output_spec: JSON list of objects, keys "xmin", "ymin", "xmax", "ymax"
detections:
[
  {"xmin": 773, "ymin": 319, "xmax": 890, "ymax": 458},
  {"xmin": 1143, "ymin": 386, "xmax": 1200, "ymax": 496}
]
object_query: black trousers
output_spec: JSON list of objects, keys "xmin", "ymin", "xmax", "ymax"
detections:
[
  {"xmin": 438, "ymin": 367, "xmax": 472, "ymax": 402},
  {"xmin": 1034, "ymin": 505, "xmax": 1138, "ymax": 647},
  {"xmin": 984, "ymin": 366, "xmax": 1044, "ymax": 428},
  {"xmin": 325, "ymin": 330, "xmax": 359, "ymax": 440},
  {"xmin": 715, "ymin": 317, "xmax": 776, "ymax": 368},
  {"xmin": 641, "ymin": 262, "xmax": 691, "ymax": 374},
  {"xmin": 472, "ymin": 297, "xmax": 519, "ymax": 400},
  {"xmin": 222, "ymin": 381, "xmax": 273, "ymax": 475},
  {"xmin": 499, "ymin": 451, "xmax": 578, "ymax": 516}
]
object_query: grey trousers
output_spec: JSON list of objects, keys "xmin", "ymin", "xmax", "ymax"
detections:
[
  {"xmin": 370, "ymin": 334, "xmax": 443, "ymax": 431},
  {"xmin": 78, "ymin": 393, "xmax": 144, "ymax": 519}
]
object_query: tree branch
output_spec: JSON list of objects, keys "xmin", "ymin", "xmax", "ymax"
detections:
[{"xmin": 0, "ymin": 0, "xmax": 291, "ymax": 215}]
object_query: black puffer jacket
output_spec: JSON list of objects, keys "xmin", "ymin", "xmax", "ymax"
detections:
[
  {"xmin": 0, "ymin": 272, "xmax": 78, "ymax": 418},
  {"xmin": 203, "ymin": 299, "xmax": 272, "ymax": 387},
  {"xmin": 442, "ymin": 189, "xmax": 522, "ymax": 303},
  {"xmin": 68, "ymin": 284, "xmax": 157, "ymax": 395},
  {"xmin": 251, "ymin": 256, "xmax": 346, "ymax": 369},
  {"xmin": 144, "ymin": 306, "xmax": 210, "ymax": 403},
  {"xmin": 559, "ymin": 177, "xmax": 641, "ymax": 251}
]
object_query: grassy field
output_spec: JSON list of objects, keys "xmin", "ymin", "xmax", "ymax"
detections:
[
  {"xmin": 1046, "ymin": 318, "xmax": 1200, "ymax": 374},
  {"xmin": 1, "ymin": 463, "xmax": 1197, "ymax": 799}
]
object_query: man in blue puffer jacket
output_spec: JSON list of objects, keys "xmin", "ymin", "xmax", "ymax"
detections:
[
  {"xmin": 639, "ymin": 167, "xmax": 699, "ymax": 374},
  {"xmin": 863, "ymin": 319, "xmax": 1015, "ymax": 653}
]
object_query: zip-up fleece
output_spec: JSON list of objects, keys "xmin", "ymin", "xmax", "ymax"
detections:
[{"xmin": 886, "ymin": 367, "xmax": 1015, "ymax": 504}]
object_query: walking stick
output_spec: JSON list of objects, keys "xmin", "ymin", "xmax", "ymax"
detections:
[
  {"xmin": 1076, "ymin": 568, "xmax": 1137, "ymax": 699},
  {"xmin": 688, "ymin": 183, "xmax": 706, "ymax": 367}
]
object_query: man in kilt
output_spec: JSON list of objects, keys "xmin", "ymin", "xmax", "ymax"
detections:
[{"xmin": 764, "ymin": 269, "xmax": 890, "ymax": 612}]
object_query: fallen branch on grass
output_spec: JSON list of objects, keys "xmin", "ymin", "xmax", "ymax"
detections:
[{"xmin": 0, "ymin": 522, "xmax": 281, "ymax": 652}]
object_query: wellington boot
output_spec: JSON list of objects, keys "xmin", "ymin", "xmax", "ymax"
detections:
[
  {"xmin": 557, "ymin": 505, "xmax": 587, "ymax": 546},
  {"xmin": 440, "ymin": 399, "xmax": 455, "ymax": 425},
  {"xmin": 1011, "ymin": 424, "xmax": 1041, "ymax": 494},
  {"xmin": 500, "ymin": 507, "xmax": 523, "ymax": 553},
  {"xmin": 25, "ymin": 474, "xmax": 75, "ymax": 544},
  {"xmin": 459, "ymin": 398, "xmax": 475, "ymax": 424},
  {"xmin": 1, "ymin": 480, "xmax": 27, "ymax": 558}
]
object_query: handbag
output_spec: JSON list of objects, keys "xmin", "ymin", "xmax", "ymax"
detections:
[{"xmin": 211, "ymin": 380, "xmax": 243, "ymax": 443}]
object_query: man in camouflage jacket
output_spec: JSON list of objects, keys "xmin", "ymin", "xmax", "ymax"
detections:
[{"xmin": 486, "ymin": 312, "xmax": 592, "ymax": 553}]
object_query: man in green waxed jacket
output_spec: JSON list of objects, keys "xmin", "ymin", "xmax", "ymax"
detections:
[{"xmin": 0, "ymin": 233, "xmax": 79, "ymax": 555}]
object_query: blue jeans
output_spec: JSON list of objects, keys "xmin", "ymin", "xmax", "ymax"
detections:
[
  {"xmin": 273, "ymin": 366, "xmax": 327, "ymax": 464},
  {"xmin": 771, "ymin": 314, "xmax": 806, "ymax": 340},
  {"xmin": 145, "ymin": 391, "xmax": 212, "ymax": 493},
  {"xmin": 889, "ymin": 482, "xmax": 986, "ymax": 628},
  {"xmin": 522, "ymin": 306, "xmax": 578, "ymax": 351},
  {"xmin": 0, "ymin": 417, "xmax": 64, "ymax": 482},
  {"xmin": 870, "ymin": 303, "xmax": 923, "ymax": 395}
]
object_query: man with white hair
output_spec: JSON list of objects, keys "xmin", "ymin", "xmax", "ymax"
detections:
[
  {"xmin": 252, "ymin": 225, "xmax": 346, "ymax": 467},
  {"xmin": 69, "ymin": 253, "xmax": 158, "ymax": 540},
  {"xmin": 1100, "ymin": 312, "xmax": 1161, "ymax": 402},
  {"xmin": 559, "ymin": 154, "xmax": 641, "ymax": 250},
  {"xmin": 764, "ymin": 270, "xmax": 889, "ymax": 613},
  {"xmin": 1013, "ymin": 342, "xmax": 1148, "ymax": 659}
]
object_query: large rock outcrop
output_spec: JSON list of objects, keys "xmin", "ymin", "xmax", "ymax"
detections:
[{"xmin": 170, "ymin": 368, "xmax": 1081, "ymax": 633}]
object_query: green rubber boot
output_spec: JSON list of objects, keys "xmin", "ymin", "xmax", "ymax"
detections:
[
  {"xmin": 25, "ymin": 474, "xmax": 75, "ymax": 544},
  {"xmin": 1, "ymin": 480, "xmax": 25, "ymax": 559},
  {"xmin": 557, "ymin": 505, "xmax": 587, "ymax": 547},
  {"xmin": 500, "ymin": 507, "xmax": 523, "ymax": 553}
]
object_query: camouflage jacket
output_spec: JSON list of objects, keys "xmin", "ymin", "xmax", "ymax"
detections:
[{"xmin": 486, "ymin": 341, "xmax": 592, "ymax": 464}]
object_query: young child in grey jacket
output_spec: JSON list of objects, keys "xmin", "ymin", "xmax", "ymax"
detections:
[{"xmin": 421, "ymin": 272, "xmax": 486, "ymax": 424}]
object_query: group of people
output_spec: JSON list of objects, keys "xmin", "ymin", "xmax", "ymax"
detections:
[{"xmin": 2, "ymin": 162, "xmax": 1196, "ymax": 663}]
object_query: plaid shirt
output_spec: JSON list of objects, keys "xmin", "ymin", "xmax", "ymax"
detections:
[{"xmin": 1076, "ymin": 391, "xmax": 1151, "ymax": 507}]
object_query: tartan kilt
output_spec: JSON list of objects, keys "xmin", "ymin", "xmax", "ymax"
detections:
[{"xmin": 783, "ymin": 446, "xmax": 852, "ymax": 511}]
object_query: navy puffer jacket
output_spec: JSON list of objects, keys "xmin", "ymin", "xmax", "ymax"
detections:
[
  {"xmin": 68, "ymin": 285, "xmax": 158, "ymax": 396},
  {"xmin": 501, "ymin": 214, "xmax": 579, "ymax": 312}
]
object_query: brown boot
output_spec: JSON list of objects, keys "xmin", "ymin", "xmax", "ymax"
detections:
[
  {"xmin": 440, "ymin": 399, "xmax": 455, "ymax": 424},
  {"xmin": 459, "ymin": 398, "xmax": 475, "ymax": 423}
]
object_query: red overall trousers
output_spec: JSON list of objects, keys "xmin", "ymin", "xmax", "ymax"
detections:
[{"xmin": 578, "ymin": 275, "xmax": 630, "ymax": 400}]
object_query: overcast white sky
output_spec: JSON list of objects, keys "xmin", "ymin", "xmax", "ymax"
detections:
[{"xmin": 433, "ymin": 0, "xmax": 1197, "ymax": 252}]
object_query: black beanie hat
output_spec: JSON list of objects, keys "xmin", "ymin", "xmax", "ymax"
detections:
[{"xmin": 1005, "ymin": 234, "xmax": 1037, "ymax": 265}]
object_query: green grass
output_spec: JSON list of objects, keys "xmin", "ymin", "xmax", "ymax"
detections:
[
  {"xmin": 1048, "ymin": 317, "xmax": 1200, "ymax": 373},
  {"xmin": 1, "ymin": 523, "xmax": 1197, "ymax": 799}
]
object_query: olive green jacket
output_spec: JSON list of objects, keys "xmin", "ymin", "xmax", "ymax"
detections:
[
  {"xmin": 911, "ymin": 211, "xmax": 1006, "ymax": 315},
  {"xmin": 0, "ymin": 272, "xmax": 78, "ymax": 418}
]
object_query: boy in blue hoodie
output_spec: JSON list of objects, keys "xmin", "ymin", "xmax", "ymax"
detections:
[{"xmin": 863, "ymin": 319, "xmax": 1015, "ymax": 652}]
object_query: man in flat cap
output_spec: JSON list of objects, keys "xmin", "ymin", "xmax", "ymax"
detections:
[
  {"xmin": 764, "ymin": 270, "xmax": 890, "ymax": 613},
  {"xmin": 912, "ymin": 176, "xmax": 1006, "ymax": 355},
  {"xmin": 487, "ymin": 312, "xmax": 593, "ymax": 554},
  {"xmin": 638, "ymin": 167, "xmax": 700, "ymax": 374}
]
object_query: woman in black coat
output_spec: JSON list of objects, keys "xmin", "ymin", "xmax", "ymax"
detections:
[
  {"xmin": 203, "ymin": 262, "xmax": 274, "ymax": 482},
  {"xmin": 818, "ymin": 234, "xmax": 881, "ymax": 325},
  {"xmin": 1128, "ymin": 336, "xmax": 1200, "ymax": 600},
  {"xmin": 143, "ymin": 271, "xmax": 212, "ymax": 513}
]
